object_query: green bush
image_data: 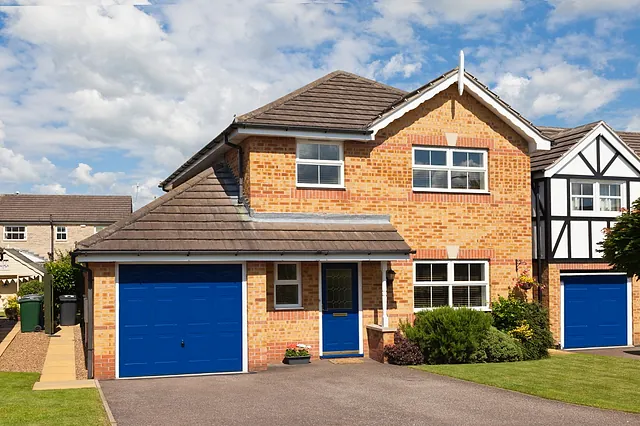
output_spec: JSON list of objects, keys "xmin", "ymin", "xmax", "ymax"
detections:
[
  {"xmin": 17, "ymin": 280, "xmax": 44, "ymax": 297},
  {"xmin": 477, "ymin": 327, "xmax": 523, "ymax": 363},
  {"xmin": 45, "ymin": 251, "xmax": 78, "ymax": 296},
  {"xmin": 5, "ymin": 296, "xmax": 19, "ymax": 320},
  {"xmin": 403, "ymin": 307, "xmax": 492, "ymax": 364},
  {"xmin": 492, "ymin": 295, "xmax": 554, "ymax": 360}
]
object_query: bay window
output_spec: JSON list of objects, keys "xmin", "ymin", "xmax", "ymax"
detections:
[{"xmin": 414, "ymin": 261, "xmax": 489, "ymax": 310}]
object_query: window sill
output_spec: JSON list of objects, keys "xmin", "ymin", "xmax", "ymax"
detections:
[
  {"xmin": 296, "ymin": 185, "xmax": 346, "ymax": 191},
  {"xmin": 414, "ymin": 306, "xmax": 491, "ymax": 312},
  {"xmin": 413, "ymin": 188, "xmax": 490, "ymax": 195},
  {"xmin": 275, "ymin": 306, "xmax": 304, "ymax": 311}
]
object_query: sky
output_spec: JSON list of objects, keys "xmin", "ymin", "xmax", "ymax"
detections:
[{"xmin": 0, "ymin": 0, "xmax": 639, "ymax": 209}]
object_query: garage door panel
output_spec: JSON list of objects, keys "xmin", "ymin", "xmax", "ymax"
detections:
[
  {"xmin": 564, "ymin": 275, "xmax": 628, "ymax": 349},
  {"xmin": 119, "ymin": 264, "xmax": 243, "ymax": 378}
]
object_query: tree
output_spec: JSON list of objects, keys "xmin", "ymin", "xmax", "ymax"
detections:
[
  {"xmin": 600, "ymin": 198, "xmax": 640, "ymax": 276},
  {"xmin": 45, "ymin": 251, "xmax": 79, "ymax": 296}
]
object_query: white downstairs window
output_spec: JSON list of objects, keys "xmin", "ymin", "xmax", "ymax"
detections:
[
  {"xmin": 274, "ymin": 262, "xmax": 302, "ymax": 309},
  {"xmin": 296, "ymin": 141, "xmax": 344, "ymax": 188},
  {"xmin": 413, "ymin": 147, "xmax": 488, "ymax": 192},
  {"xmin": 3, "ymin": 226, "xmax": 27, "ymax": 241},
  {"xmin": 414, "ymin": 261, "xmax": 489, "ymax": 311}
]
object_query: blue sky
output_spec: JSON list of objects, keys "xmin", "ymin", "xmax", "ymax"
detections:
[{"xmin": 0, "ymin": 0, "xmax": 638, "ymax": 208}]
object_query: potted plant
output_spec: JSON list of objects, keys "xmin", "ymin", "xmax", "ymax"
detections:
[{"xmin": 283, "ymin": 343, "xmax": 312, "ymax": 365}]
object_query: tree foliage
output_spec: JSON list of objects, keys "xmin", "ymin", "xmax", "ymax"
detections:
[
  {"xmin": 44, "ymin": 251, "xmax": 79, "ymax": 295},
  {"xmin": 600, "ymin": 198, "xmax": 640, "ymax": 276}
]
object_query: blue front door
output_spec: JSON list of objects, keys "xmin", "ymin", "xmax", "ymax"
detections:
[
  {"xmin": 119, "ymin": 264, "xmax": 243, "ymax": 378},
  {"xmin": 321, "ymin": 263, "xmax": 360, "ymax": 357},
  {"xmin": 564, "ymin": 275, "xmax": 628, "ymax": 349}
]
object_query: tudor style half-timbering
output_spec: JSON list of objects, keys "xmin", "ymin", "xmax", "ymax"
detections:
[{"xmin": 532, "ymin": 121, "xmax": 640, "ymax": 350}]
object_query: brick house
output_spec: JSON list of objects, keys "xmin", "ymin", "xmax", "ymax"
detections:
[
  {"xmin": 75, "ymin": 67, "xmax": 555, "ymax": 380},
  {"xmin": 0, "ymin": 194, "xmax": 132, "ymax": 260},
  {"xmin": 532, "ymin": 122, "xmax": 640, "ymax": 348}
]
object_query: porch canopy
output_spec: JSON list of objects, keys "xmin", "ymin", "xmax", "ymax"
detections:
[
  {"xmin": 0, "ymin": 248, "xmax": 45, "ymax": 297},
  {"xmin": 75, "ymin": 166, "xmax": 411, "ymax": 262}
]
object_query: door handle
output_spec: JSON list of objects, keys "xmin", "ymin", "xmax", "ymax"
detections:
[{"xmin": 181, "ymin": 340, "xmax": 185, "ymax": 348}]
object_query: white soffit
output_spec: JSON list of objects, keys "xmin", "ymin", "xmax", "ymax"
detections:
[
  {"xmin": 369, "ymin": 72, "xmax": 551, "ymax": 153},
  {"xmin": 544, "ymin": 122, "xmax": 640, "ymax": 178}
]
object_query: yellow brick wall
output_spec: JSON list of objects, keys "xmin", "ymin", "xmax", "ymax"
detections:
[
  {"xmin": 237, "ymin": 86, "xmax": 533, "ymax": 313},
  {"xmin": 90, "ymin": 262, "xmax": 116, "ymax": 380},
  {"xmin": 1, "ymin": 224, "xmax": 99, "ymax": 259}
]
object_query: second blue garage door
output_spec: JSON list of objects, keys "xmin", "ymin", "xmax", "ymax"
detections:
[
  {"xmin": 563, "ymin": 275, "xmax": 628, "ymax": 349},
  {"xmin": 119, "ymin": 264, "xmax": 243, "ymax": 378}
]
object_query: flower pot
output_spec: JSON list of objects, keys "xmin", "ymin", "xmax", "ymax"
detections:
[
  {"xmin": 283, "ymin": 356, "xmax": 311, "ymax": 365},
  {"xmin": 520, "ymin": 283, "xmax": 533, "ymax": 291}
]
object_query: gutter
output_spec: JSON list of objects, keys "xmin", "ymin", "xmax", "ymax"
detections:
[{"xmin": 71, "ymin": 252, "xmax": 94, "ymax": 379}]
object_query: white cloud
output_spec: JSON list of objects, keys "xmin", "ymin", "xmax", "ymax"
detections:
[
  {"xmin": 494, "ymin": 63, "xmax": 635, "ymax": 119},
  {"xmin": 379, "ymin": 54, "xmax": 422, "ymax": 79},
  {"xmin": 32, "ymin": 183, "xmax": 67, "ymax": 194},
  {"xmin": 548, "ymin": 0, "xmax": 640, "ymax": 23},
  {"xmin": 626, "ymin": 116, "xmax": 640, "ymax": 132},
  {"xmin": 70, "ymin": 163, "xmax": 121, "ymax": 189}
]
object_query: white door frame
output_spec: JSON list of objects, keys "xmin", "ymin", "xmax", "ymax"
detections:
[
  {"xmin": 317, "ymin": 261, "xmax": 363, "ymax": 357},
  {"xmin": 560, "ymin": 272, "xmax": 633, "ymax": 350},
  {"xmin": 114, "ymin": 261, "xmax": 248, "ymax": 379}
]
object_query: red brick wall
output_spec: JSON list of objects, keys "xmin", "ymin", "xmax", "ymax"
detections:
[{"xmin": 235, "ymin": 86, "xmax": 533, "ymax": 324}]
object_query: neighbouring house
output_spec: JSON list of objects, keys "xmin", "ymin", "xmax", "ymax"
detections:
[
  {"xmin": 0, "ymin": 248, "xmax": 46, "ymax": 307},
  {"xmin": 0, "ymin": 194, "xmax": 132, "ymax": 260},
  {"xmin": 532, "ymin": 122, "xmax": 640, "ymax": 349},
  {"xmin": 75, "ymin": 66, "xmax": 558, "ymax": 380}
]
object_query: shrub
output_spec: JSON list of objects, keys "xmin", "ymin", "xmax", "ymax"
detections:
[
  {"xmin": 478, "ymin": 327, "xmax": 523, "ymax": 363},
  {"xmin": 384, "ymin": 331, "xmax": 424, "ymax": 365},
  {"xmin": 4, "ymin": 296, "xmax": 19, "ymax": 320},
  {"xmin": 45, "ymin": 251, "xmax": 78, "ymax": 296},
  {"xmin": 492, "ymin": 295, "xmax": 554, "ymax": 360},
  {"xmin": 17, "ymin": 280, "xmax": 44, "ymax": 297},
  {"xmin": 403, "ymin": 307, "xmax": 492, "ymax": 364}
]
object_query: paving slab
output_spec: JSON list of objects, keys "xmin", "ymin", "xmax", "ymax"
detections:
[
  {"xmin": 39, "ymin": 326, "xmax": 76, "ymax": 382},
  {"xmin": 100, "ymin": 360, "xmax": 640, "ymax": 426},
  {"xmin": 33, "ymin": 379, "xmax": 96, "ymax": 391}
]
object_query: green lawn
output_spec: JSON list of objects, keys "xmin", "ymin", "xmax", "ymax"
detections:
[
  {"xmin": 0, "ymin": 372, "xmax": 108, "ymax": 425},
  {"xmin": 414, "ymin": 353, "xmax": 640, "ymax": 413}
]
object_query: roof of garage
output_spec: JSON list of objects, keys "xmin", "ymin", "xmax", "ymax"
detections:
[{"xmin": 75, "ymin": 167, "xmax": 411, "ymax": 256}]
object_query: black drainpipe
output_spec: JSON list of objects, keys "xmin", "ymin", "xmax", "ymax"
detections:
[
  {"xmin": 224, "ymin": 132, "xmax": 245, "ymax": 205},
  {"xmin": 71, "ymin": 253, "xmax": 94, "ymax": 379},
  {"xmin": 533, "ymin": 181, "xmax": 543, "ymax": 303}
]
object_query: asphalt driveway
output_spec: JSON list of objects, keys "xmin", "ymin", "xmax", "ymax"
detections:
[{"xmin": 100, "ymin": 360, "xmax": 640, "ymax": 426}]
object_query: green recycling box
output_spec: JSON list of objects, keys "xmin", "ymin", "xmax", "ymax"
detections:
[{"xmin": 18, "ymin": 294, "xmax": 44, "ymax": 332}]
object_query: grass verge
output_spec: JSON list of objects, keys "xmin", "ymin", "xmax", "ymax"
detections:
[
  {"xmin": 414, "ymin": 353, "xmax": 640, "ymax": 413},
  {"xmin": 0, "ymin": 372, "xmax": 108, "ymax": 425}
]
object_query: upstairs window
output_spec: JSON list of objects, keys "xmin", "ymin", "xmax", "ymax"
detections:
[
  {"xmin": 296, "ymin": 141, "xmax": 344, "ymax": 188},
  {"xmin": 56, "ymin": 226, "xmax": 67, "ymax": 241},
  {"xmin": 413, "ymin": 147, "xmax": 487, "ymax": 192},
  {"xmin": 571, "ymin": 181, "xmax": 622, "ymax": 214},
  {"xmin": 414, "ymin": 261, "xmax": 489, "ymax": 310},
  {"xmin": 4, "ymin": 226, "xmax": 26, "ymax": 241}
]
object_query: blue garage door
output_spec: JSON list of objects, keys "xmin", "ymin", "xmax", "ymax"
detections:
[
  {"xmin": 563, "ymin": 275, "xmax": 628, "ymax": 349},
  {"xmin": 119, "ymin": 264, "xmax": 243, "ymax": 378}
]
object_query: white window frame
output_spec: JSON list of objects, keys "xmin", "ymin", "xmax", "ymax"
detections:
[
  {"xmin": 274, "ymin": 262, "xmax": 303, "ymax": 310},
  {"xmin": 55, "ymin": 226, "xmax": 68, "ymax": 241},
  {"xmin": 412, "ymin": 146, "xmax": 489, "ymax": 193},
  {"xmin": 413, "ymin": 260, "xmax": 490, "ymax": 312},
  {"xmin": 3, "ymin": 226, "xmax": 27, "ymax": 241},
  {"xmin": 94, "ymin": 225, "xmax": 107, "ymax": 234},
  {"xmin": 295, "ymin": 140, "xmax": 345, "ymax": 189},
  {"xmin": 570, "ymin": 180, "xmax": 624, "ymax": 217}
]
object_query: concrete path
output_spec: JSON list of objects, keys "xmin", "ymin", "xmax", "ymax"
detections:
[
  {"xmin": 34, "ymin": 325, "xmax": 96, "ymax": 390},
  {"xmin": 101, "ymin": 360, "xmax": 640, "ymax": 426}
]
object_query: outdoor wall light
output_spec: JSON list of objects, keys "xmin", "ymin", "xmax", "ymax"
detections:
[{"xmin": 386, "ymin": 269, "xmax": 396, "ymax": 286}]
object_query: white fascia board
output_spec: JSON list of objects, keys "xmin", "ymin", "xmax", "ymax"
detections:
[
  {"xmin": 369, "ymin": 73, "xmax": 458, "ymax": 137},
  {"xmin": 234, "ymin": 127, "xmax": 373, "ymax": 141},
  {"xmin": 544, "ymin": 122, "xmax": 640, "ymax": 178},
  {"xmin": 369, "ymin": 73, "xmax": 550, "ymax": 153},
  {"xmin": 463, "ymin": 77, "xmax": 551, "ymax": 153},
  {"xmin": 76, "ymin": 253, "xmax": 411, "ymax": 263}
]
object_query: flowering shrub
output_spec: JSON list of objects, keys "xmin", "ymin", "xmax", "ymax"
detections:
[
  {"xmin": 285, "ymin": 343, "xmax": 311, "ymax": 358},
  {"xmin": 508, "ymin": 321, "xmax": 534, "ymax": 341}
]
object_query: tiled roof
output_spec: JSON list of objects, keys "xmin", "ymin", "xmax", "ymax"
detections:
[
  {"xmin": 0, "ymin": 194, "xmax": 132, "ymax": 224},
  {"xmin": 77, "ymin": 166, "xmax": 411, "ymax": 255},
  {"xmin": 531, "ymin": 122, "xmax": 601, "ymax": 172},
  {"xmin": 236, "ymin": 71, "xmax": 407, "ymax": 130}
]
